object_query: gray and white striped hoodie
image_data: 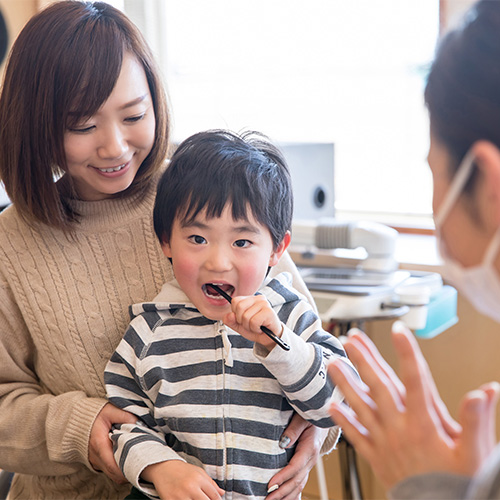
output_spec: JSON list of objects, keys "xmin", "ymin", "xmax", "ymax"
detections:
[{"xmin": 104, "ymin": 272, "xmax": 353, "ymax": 499}]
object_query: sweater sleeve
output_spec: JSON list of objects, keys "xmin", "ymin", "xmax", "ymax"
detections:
[
  {"xmin": 254, "ymin": 286, "xmax": 356, "ymax": 428},
  {"xmin": 0, "ymin": 275, "xmax": 107, "ymax": 475}
]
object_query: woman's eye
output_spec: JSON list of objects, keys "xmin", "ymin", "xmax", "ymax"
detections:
[
  {"xmin": 68, "ymin": 124, "xmax": 95, "ymax": 133},
  {"xmin": 125, "ymin": 113, "xmax": 146, "ymax": 123},
  {"xmin": 189, "ymin": 235, "xmax": 207, "ymax": 245},
  {"xmin": 234, "ymin": 239, "xmax": 251, "ymax": 248}
]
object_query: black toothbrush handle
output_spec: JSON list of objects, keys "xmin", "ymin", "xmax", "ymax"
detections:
[
  {"xmin": 259, "ymin": 324, "xmax": 291, "ymax": 351},
  {"xmin": 207, "ymin": 284, "xmax": 290, "ymax": 351}
]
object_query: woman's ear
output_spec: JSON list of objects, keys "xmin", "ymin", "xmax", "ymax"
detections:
[
  {"xmin": 471, "ymin": 140, "xmax": 500, "ymax": 226},
  {"xmin": 269, "ymin": 231, "xmax": 291, "ymax": 267}
]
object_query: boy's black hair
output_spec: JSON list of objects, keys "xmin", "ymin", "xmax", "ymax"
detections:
[{"xmin": 153, "ymin": 129, "xmax": 293, "ymax": 249}]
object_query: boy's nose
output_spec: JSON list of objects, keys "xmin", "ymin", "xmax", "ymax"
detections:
[{"xmin": 205, "ymin": 247, "xmax": 232, "ymax": 272}]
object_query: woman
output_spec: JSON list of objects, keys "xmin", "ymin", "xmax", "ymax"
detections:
[
  {"xmin": 328, "ymin": 1, "xmax": 500, "ymax": 498},
  {"xmin": 0, "ymin": 2, "xmax": 331, "ymax": 498}
]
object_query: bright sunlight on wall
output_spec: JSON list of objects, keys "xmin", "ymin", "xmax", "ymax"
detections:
[{"xmin": 125, "ymin": 0, "xmax": 440, "ymax": 227}]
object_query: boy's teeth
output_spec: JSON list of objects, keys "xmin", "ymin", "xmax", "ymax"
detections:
[{"xmin": 205, "ymin": 283, "xmax": 233, "ymax": 297}]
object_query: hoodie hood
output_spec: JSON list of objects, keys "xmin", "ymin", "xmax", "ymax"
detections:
[{"xmin": 128, "ymin": 271, "xmax": 300, "ymax": 320}]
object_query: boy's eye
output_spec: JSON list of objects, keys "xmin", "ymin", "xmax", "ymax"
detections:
[
  {"xmin": 234, "ymin": 239, "xmax": 251, "ymax": 248},
  {"xmin": 188, "ymin": 235, "xmax": 207, "ymax": 245}
]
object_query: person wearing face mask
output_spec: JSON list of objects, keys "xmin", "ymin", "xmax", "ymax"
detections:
[
  {"xmin": 326, "ymin": 1, "xmax": 500, "ymax": 499},
  {"xmin": 434, "ymin": 149, "xmax": 500, "ymax": 324}
]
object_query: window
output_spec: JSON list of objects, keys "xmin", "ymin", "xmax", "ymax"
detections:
[{"xmin": 125, "ymin": 0, "xmax": 439, "ymax": 228}]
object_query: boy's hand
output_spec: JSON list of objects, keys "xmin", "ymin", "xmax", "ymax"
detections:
[
  {"xmin": 223, "ymin": 294, "xmax": 282, "ymax": 350},
  {"xmin": 142, "ymin": 460, "xmax": 224, "ymax": 500}
]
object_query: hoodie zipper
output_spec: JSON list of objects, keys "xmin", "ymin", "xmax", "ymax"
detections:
[{"xmin": 218, "ymin": 321, "xmax": 228, "ymax": 493}]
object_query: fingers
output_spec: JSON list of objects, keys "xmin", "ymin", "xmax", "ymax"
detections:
[
  {"xmin": 482, "ymin": 382, "xmax": 500, "ymax": 452},
  {"xmin": 391, "ymin": 323, "xmax": 440, "ymax": 423},
  {"xmin": 222, "ymin": 311, "xmax": 238, "ymax": 331},
  {"xmin": 266, "ymin": 444, "xmax": 313, "ymax": 500},
  {"xmin": 327, "ymin": 362, "xmax": 377, "ymax": 463},
  {"xmin": 204, "ymin": 481, "xmax": 225, "ymax": 500},
  {"xmin": 347, "ymin": 328, "xmax": 406, "ymax": 397},
  {"xmin": 433, "ymin": 396, "xmax": 462, "ymax": 438},
  {"xmin": 392, "ymin": 322, "xmax": 461, "ymax": 438},
  {"xmin": 461, "ymin": 382, "xmax": 500, "ymax": 462},
  {"xmin": 89, "ymin": 428, "xmax": 128, "ymax": 484},
  {"xmin": 328, "ymin": 400, "xmax": 375, "ymax": 460},
  {"xmin": 89, "ymin": 404, "xmax": 136, "ymax": 484},
  {"xmin": 100, "ymin": 443, "xmax": 129, "ymax": 484},
  {"xmin": 231, "ymin": 295, "xmax": 281, "ymax": 336},
  {"xmin": 458, "ymin": 389, "xmax": 489, "ymax": 473},
  {"xmin": 266, "ymin": 468, "xmax": 308, "ymax": 500},
  {"xmin": 278, "ymin": 412, "xmax": 311, "ymax": 449},
  {"xmin": 327, "ymin": 360, "xmax": 379, "ymax": 429},
  {"xmin": 392, "ymin": 322, "xmax": 461, "ymax": 451},
  {"xmin": 268, "ymin": 421, "xmax": 326, "ymax": 499},
  {"xmin": 339, "ymin": 334, "xmax": 405, "ymax": 420},
  {"xmin": 267, "ymin": 474, "xmax": 307, "ymax": 500},
  {"xmin": 106, "ymin": 404, "xmax": 139, "ymax": 425}
]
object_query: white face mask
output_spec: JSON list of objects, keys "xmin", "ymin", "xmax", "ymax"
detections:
[{"xmin": 434, "ymin": 150, "xmax": 500, "ymax": 323}]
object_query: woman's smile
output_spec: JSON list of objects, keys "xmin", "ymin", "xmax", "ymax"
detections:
[
  {"xmin": 63, "ymin": 53, "xmax": 155, "ymax": 201},
  {"xmin": 93, "ymin": 162, "xmax": 130, "ymax": 174}
]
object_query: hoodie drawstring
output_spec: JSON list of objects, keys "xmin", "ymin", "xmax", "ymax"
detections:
[{"xmin": 218, "ymin": 322, "xmax": 234, "ymax": 367}]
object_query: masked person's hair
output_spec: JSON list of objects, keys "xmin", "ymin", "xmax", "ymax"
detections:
[{"xmin": 425, "ymin": 0, "xmax": 500, "ymax": 194}]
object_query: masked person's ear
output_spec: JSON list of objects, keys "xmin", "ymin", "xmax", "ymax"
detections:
[{"xmin": 471, "ymin": 141, "xmax": 500, "ymax": 228}]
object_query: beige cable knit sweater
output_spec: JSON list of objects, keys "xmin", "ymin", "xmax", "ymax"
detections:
[{"xmin": 0, "ymin": 175, "xmax": 335, "ymax": 499}]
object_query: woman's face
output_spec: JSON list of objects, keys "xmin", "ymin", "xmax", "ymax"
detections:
[
  {"xmin": 428, "ymin": 131, "xmax": 490, "ymax": 266},
  {"xmin": 63, "ymin": 53, "xmax": 156, "ymax": 201}
]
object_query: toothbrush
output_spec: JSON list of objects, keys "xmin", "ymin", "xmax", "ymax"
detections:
[{"xmin": 207, "ymin": 284, "xmax": 290, "ymax": 351}]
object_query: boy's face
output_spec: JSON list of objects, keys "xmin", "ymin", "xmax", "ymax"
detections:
[{"xmin": 162, "ymin": 205, "xmax": 290, "ymax": 321}]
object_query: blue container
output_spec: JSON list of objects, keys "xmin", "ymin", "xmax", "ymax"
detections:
[{"xmin": 414, "ymin": 285, "xmax": 458, "ymax": 339}]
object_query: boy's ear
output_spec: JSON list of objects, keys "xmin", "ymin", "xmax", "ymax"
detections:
[
  {"xmin": 471, "ymin": 140, "xmax": 500, "ymax": 226},
  {"xmin": 161, "ymin": 241, "xmax": 172, "ymax": 259},
  {"xmin": 268, "ymin": 231, "xmax": 291, "ymax": 267}
]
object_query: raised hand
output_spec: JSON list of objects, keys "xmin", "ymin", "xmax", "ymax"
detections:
[{"xmin": 327, "ymin": 322, "xmax": 500, "ymax": 489}]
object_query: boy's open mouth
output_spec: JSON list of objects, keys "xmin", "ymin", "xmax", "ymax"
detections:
[{"xmin": 203, "ymin": 283, "xmax": 235, "ymax": 299}]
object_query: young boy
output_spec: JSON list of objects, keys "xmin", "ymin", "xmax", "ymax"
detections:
[{"xmin": 104, "ymin": 130, "xmax": 355, "ymax": 500}]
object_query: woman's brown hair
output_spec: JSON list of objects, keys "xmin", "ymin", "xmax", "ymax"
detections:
[{"xmin": 0, "ymin": 0, "xmax": 170, "ymax": 230}]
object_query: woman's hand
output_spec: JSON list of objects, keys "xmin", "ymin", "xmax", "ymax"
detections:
[
  {"xmin": 89, "ymin": 403, "xmax": 138, "ymax": 484},
  {"xmin": 266, "ymin": 412, "xmax": 329, "ymax": 499},
  {"xmin": 328, "ymin": 322, "xmax": 500, "ymax": 490}
]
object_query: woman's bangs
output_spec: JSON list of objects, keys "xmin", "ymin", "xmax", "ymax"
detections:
[{"xmin": 65, "ymin": 26, "xmax": 125, "ymax": 126}]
